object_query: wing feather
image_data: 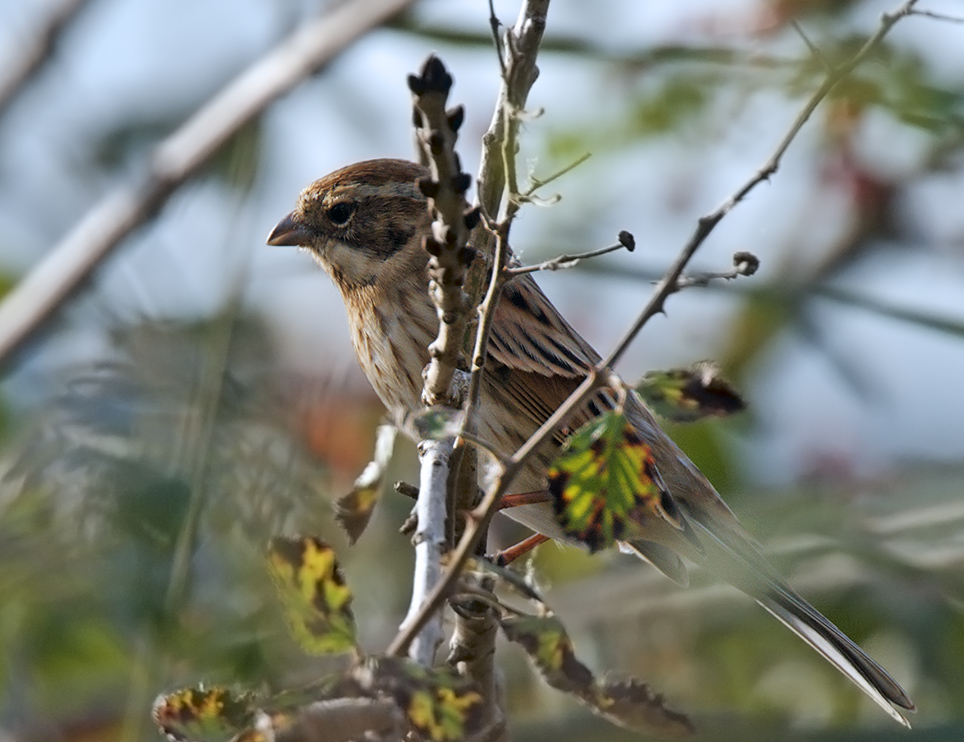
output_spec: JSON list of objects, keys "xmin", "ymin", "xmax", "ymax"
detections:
[{"xmin": 481, "ymin": 269, "xmax": 913, "ymax": 722}]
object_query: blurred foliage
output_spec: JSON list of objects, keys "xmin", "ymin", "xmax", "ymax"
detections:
[
  {"xmin": 0, "ymin": 312, "xmax": 344, "ymax": 738},
  {"xmin": 1, "ymin": 1, "xmax": 964, "ymax": 741}
]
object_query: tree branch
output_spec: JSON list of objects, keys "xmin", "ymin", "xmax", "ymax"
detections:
[
  {"xmin": 598, "ymin": 0, "xmax": 921, "ymax": 371},
  {"xmin": 448, "ymin": 579, "xmax": 505, "ymax": 739},
  {"xmin": 404, "ymin": 55, "xmax": 479, "ymax": 664},
  {"xmin": 275, "ymin": 698, "xmax": 404, "ymax": 742},
  {"xmin": 0, "ymin": 0, "xmax": 417, "ymax": 367},
  {"xmin": 401, "ymin": 438, "xmax": 453, "ymax": 666},
  {"xmin": 409, "ymin": 55, "xmax": 477, "ymax": 407},
  {"xmin": 385, "ymin": 0, "xmax": 921, "ymax": 659},
  {"xmin": 0, "ymin": 0, "xmax": 93, "ymax": 119},
  {"xmin": 476, "ymin": 0, "xmax": 550, "ymax": 221},
  {"xmin": 504, "ymin": 231, "xmax": 635, "ymax": 277},
  {"xmin": 388, "ymin": 0, "xmax": 552, "ymax": 661}
]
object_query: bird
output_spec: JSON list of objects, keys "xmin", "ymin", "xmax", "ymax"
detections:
[{"xmin": 267, "ymin": 158, "xmax": 915, "ymax": 726}]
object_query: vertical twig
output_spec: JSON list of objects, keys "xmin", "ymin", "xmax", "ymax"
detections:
[
  {"xmin": 389, "ymin": 0, "xmax": 553, "ymax": 662},
  {"xmin": 406, "ymin": 55, "xmax": 477, "ymax": 664},
  {"xmin": 476, "ymin": 0, "xmax": 551, "ymax": 221},
  {"xmin": 403, "ymin": 438, "xmax": 454, "ymax": 665}
]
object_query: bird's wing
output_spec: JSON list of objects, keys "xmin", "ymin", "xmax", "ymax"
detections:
[
  {"xmin": 484, "ymin": 275, "xmax": 695, "ymax": 548},
  {"xmin": 487, "ymin": 277, "xmax": 600, "ymax": 378},
  {"xmin": 483, "ymin": 275, "xmax": 608, "ymax": 446},
  {"xmin": 485, "ymin": 273, "xmax": 914, "ymax": 722}
]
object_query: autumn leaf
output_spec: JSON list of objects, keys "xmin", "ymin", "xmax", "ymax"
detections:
[
  {"xmin": 335, "ymin": 423, "xmax": 396, "ymax": 544},
  {"xmin": 546, "ymin": 411, "xmax": 676, "ymax": 552},
  {"xmin": 360, "ymin": 656, "xmax": 484, "ymax": 742},
  {"xmin": 267, "ymin": 536, "xmax": 357, "ymax": 655},
  {"xmin": 501, "ymin": 615, "xmax": 692, "ymax": 736},
  {"xmin": 152, "ymin": 686, "xmax": 255, "ymax": 742},
  {"xmin": 636, "ymin": 361, "xmax": 745, "ymax": 423},
  {"xmin": 500, "ymin": 614, "xmax": 593, "ymax": 692}
]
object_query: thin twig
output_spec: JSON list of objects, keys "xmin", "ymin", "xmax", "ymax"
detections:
[
  {"xmin": 0, "ymin": 0, "xmax": 417, "ymax": 367},
  {"xmin": 464, "ymin": 220, "xmax": 511, "ymax": 426},
  {"xmin": 504, "ymin": 232, "xmax": 635, "ymax": 277},
  {"xmin": 524, "ymin": 151, "xmax": 592, "ymax": 196},
  {"xmin": 476, "ymin": 0, "xmax": 551, "ymax": 221},
  {"xmin": 670, "ymin": 250, "xmax": 759, "ymax": 291},
  {"xmin": 385, "ymin": 0, "xmax": 920, "ymax": 658},
  {"xmin": 910, "ymin": 9, "xmax": 964, "ymax": 23},
  {"xmin": 0, "ymin": 0, "xmax": 92, "ymax": 118},
  {"xmin": 487, "ymin": 0, "xmax": 507, "ymax": 78},
  {"xmin": 600, "ymin": 0, "xmax": 921, "ymax": 371},
  {"xmin": 790, "ymin": 20, "xmax": 831, "ymax": 71}
]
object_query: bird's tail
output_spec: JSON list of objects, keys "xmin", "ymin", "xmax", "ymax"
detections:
[
  {"xmin": 757, "ymin": 587, "xmax": 914, "ymax": 727},
  {"xmin": 627, "ymin": 531, "xmax": 915, "ymax": 726}
]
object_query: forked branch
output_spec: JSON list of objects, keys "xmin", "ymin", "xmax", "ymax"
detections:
[{"xmin": 386, "ymin": 0, "xmax": 923, "ymax": 660}]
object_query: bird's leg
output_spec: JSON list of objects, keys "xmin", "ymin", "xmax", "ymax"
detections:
[
  {"xmin": 498, "ymin": 490, "xmax": 551, "ymax": 509},
  {"xmin": 492, "ymin": 533, "xmax": 550, "ymax": 566}
]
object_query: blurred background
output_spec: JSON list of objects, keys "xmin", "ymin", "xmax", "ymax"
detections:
[{"xmin": 0, "ymin": 0, "xmax": 963, "ymax": 740}]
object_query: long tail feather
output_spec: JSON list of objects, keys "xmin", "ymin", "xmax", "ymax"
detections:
[
  {"xmin": 759, "ymin": 595, "xmax": 913, "ymax": 727},
  {"xmin": 629, "ymin": 513, "xmax": 915, "ymax": 725}
]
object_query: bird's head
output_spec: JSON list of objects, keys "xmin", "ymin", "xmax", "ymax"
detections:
[{"xmin": 267, "ymin": 158, "xmax": 432, "ymax": 290}]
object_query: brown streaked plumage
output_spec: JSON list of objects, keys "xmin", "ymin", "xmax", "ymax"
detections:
[{"xmin": 268, "ymin": 158, "xmax": 914, "ymax": 726}]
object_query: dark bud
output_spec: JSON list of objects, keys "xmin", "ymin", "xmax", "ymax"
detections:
[
  {"xmin": 463, "ymin": 206, "xmax": 482, "ymax": 230},
  {"xmin": 418, "ymin": 176, "xmax": 439, "ymax": 199},
  {"xmin": 428, "ymin": 131, "xmax": 445, "ymax": 151},
  {"xmin": 446, "ymin": 105, "xmax": 465, "ymax": 133},
  {"xmin": 452, "ymin": 172, "xmax": 472, "ymax": 194},
  {"xmin": 733, "ymin": 251, "xmax": 760, "ymax": 276},
  {"xmin": 419, "ymin": 54, "xmax": 453, "ymax": 94},
  {"xmin": 618, "ymin": 230, "xmax": 636, "ymax": 252},
  {"xmin": 407, "ymin": 73, "xmax": 426, "ymax": 96},
  {"xmin": 458, "ymin": 246, "xmax": 477, "ymax": 265},
  {"xmin": 423, "ymin": 236, "xmax": 442, "ymax": 257}
]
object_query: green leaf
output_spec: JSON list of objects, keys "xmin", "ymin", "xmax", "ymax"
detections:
[
  {"xmin": 500, "ymin": 614, "xmax": 692, "ymax": 736},
  {"xmin": 362, "ymin": 656, "xmax": 484, "ymax": 742},
  {"xmin": 267, "ymin": 536, "xmax": 357, "ymax": 655},
  {"xmin": 546, "ymin": 411, "xmax": 671, "ymax": 552},
  {"xmin": 636, "ymin": 361, "xmax": 746, "ymax": 423},
  {"xmin": 152, "ymin": 686, "xmax": 255, "ymax": 742}
]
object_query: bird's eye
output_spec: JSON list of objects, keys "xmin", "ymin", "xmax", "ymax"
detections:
[{"xmin": 327, "ymin": 202, "xmax": 355, "ymax": 225}]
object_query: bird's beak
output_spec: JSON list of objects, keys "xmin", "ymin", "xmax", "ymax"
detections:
[{"xmin": 266, "ymin": 211, "xmax": 312, "ymax": 246}]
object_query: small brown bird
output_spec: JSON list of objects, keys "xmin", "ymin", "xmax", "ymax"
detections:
[{"xmin": 268, "ymin": 158, "xmax": 914, "ymax": 725}]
